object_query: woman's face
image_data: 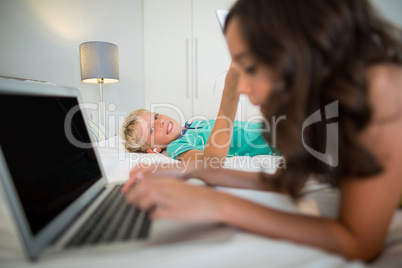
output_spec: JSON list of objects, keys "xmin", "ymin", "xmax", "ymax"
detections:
[
  {"xmin": 226, "ymin": 18, "xmax": 277, "ymax": 112},
  {"xmin": 135, "ymin": 112, "xmax": 181, "ymax": 150}
]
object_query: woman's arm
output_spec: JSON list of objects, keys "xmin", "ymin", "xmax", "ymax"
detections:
[
  {"xmin": 122, "ymin": 161, "xmax": 280, "ymax": 193},
  {"xmin": 126, "ymin": 161, "xmax": 401, "ymax": 261},
  {"xmin": 177, "ymin": 63, "xmax": 239, "ymax": 166},
  {"xmin": 188, "ymin": 167, "xmax": 281, "ymax": 192},
  {"xmin": 218, "ymin": 169, "xmax": 401, "ymax": 261}
]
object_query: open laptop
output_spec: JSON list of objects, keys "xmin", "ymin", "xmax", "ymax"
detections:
[{"xmin": 0, "ymin": 76, "xmax": 232, "ymax": 261}]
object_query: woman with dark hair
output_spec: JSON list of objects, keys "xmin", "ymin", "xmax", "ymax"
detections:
[{"xmin": 123, "ymin": 0, "xmax": 402, "ymax": 261}]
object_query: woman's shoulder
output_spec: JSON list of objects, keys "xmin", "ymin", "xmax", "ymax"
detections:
[
  {"xmin": 367, "ymin": 63, "xmax": 402, "ymax": 94},
  {"xmin": 359, "ymin": 63, "xmax": 402, "ymax": 165},
  {"xmin": 366, "ymin": 63, "xmax": 402, "ymax": 122}
]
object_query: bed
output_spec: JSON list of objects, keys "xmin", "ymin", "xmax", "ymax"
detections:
[{"xmin": 0, "ymin": 135, "xmax": 401, "ymax": 267}]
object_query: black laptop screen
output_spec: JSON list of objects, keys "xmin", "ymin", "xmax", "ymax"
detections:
[{"xmin": 0, "ymin": 94, "xmax": 102, "ymax": 235}]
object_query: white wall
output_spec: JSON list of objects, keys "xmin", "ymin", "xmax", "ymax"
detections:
[
  {"xmin": 371, "ymin": 0, "xmax": 402, "ymax": 27},
  {"xmin": 0, "ymin": 0, "xmax": 144, "ymax": 122}
]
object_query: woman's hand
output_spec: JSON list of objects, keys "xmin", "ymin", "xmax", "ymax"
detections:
[
  {"xmin": 121, "ymin": 162, "xmax": 193, "ymax": 193},
  {"xmin": 124, "ymin": 178, "xmax": 226, "ymax": 222}
]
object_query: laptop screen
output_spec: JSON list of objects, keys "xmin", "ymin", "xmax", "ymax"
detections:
[{"xmin": 0, "ymin": 94, "xmax": 102, "ymax": 236}]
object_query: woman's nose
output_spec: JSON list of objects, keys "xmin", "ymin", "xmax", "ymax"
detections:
[{"xmin": 237, "ymin": 73, "xmax": 252, "ymax": 95}]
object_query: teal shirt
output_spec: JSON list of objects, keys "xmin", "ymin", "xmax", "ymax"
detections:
[{"xmin": 166, "ymin": 120, "xmax": 274, "ymax": 160}]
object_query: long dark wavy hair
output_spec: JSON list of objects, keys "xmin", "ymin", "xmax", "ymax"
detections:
[{"xmin": 225, "ymin": 0, "xmax": 402, "ymax": 197}]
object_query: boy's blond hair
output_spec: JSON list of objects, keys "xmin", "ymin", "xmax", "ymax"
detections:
[{"xmin": 120, "ymin": 108, "xmax": 149, "ymax": 152}]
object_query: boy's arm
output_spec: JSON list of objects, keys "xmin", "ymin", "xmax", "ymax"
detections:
[
  {"xmin": 176, "ymin": 149, "xmax": 204, "ymax": 165},
  {"xmin": 204, "ymin": 63, "xmax": 239, "ymax": 162},
  {"xmin": 177, "ymin": 63, "xmax": 239, "ymax": 166}
]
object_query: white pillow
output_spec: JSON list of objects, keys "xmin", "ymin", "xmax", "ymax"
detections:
[{"xmin": 87, "ymin": 119, "xmax": 113, "ymax": 142}]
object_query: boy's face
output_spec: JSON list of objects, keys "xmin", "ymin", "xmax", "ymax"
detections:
[{"xmin": 135, "ymin": 112, "xmax": 182, "ymax": 149}]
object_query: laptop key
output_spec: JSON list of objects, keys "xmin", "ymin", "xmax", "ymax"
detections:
[
  {"xmin": 123, "ymin": 207, "xmax": 141, "ymax": 240},
  {"xmin": 114, "ymin": 205, "xmax": 138, "ymax": 240},
  {"xmin": 137, "ymin": 213, "xmax": 152, "ymax": 239},
  {"xmin": 101, "ymin": 201, "xmax": 131, "ymax": 242}
]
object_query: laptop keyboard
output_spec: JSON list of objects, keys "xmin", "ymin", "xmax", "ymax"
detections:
[{"xmin": 66, "ymin": 184, "xmax": 151, "ymax": 248}]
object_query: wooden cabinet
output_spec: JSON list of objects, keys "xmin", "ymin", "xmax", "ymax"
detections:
[{"xmin": 144, "ymin": 0, "xmax": 261, "ymax": 125}]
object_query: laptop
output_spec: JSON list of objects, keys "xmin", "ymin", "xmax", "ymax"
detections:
[{"xmin": 0, "ymin": 76, "xmax": 232, "ymax": 261}]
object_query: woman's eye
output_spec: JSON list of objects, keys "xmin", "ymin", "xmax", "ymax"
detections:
[
  {"xmin": 245, "ymin": 65, "xmax": 257, "ymax": 74},
  {"xmin": 154, "ymin": 114, "xmax": 159, "ymax": 120},
  {"xmin": 150, "ymin": 127, "xmax": 154, "ymax": 134}
]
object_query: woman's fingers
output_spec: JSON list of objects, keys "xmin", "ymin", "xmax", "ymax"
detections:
[
  {"xmin": 122, "ymin": 164, "xmax": 155, "ymax": 193},
  {"xmin": 121, "ymin": 166, "xmax": 143, "ymax": 193},
  {"xmin": 124, "ymin": 178, "xmax": 171, "ymax": 212},
  {"xmin": 150, "ymin": 206, "xmax": 170, "ymax": 220},
  {"xmin": 122, "ymin": 163, "xmax": 192, "ymax": 194},
  {"xmin": 125, "ymin": 178, "xmax": 156, "ymax": 210},
  {"xmin": 124, "ymin": 178, "xmax": 223, "ymax": 223}
]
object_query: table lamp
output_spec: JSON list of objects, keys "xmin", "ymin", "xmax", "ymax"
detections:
[{"xmin": 80, "ymin": 41, "xmax": 119, "ymax": 126}]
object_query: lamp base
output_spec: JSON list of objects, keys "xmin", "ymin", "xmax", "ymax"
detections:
[{"xmin": 98, "ymin": 79, "xmax": 105, "ymax": 126}]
